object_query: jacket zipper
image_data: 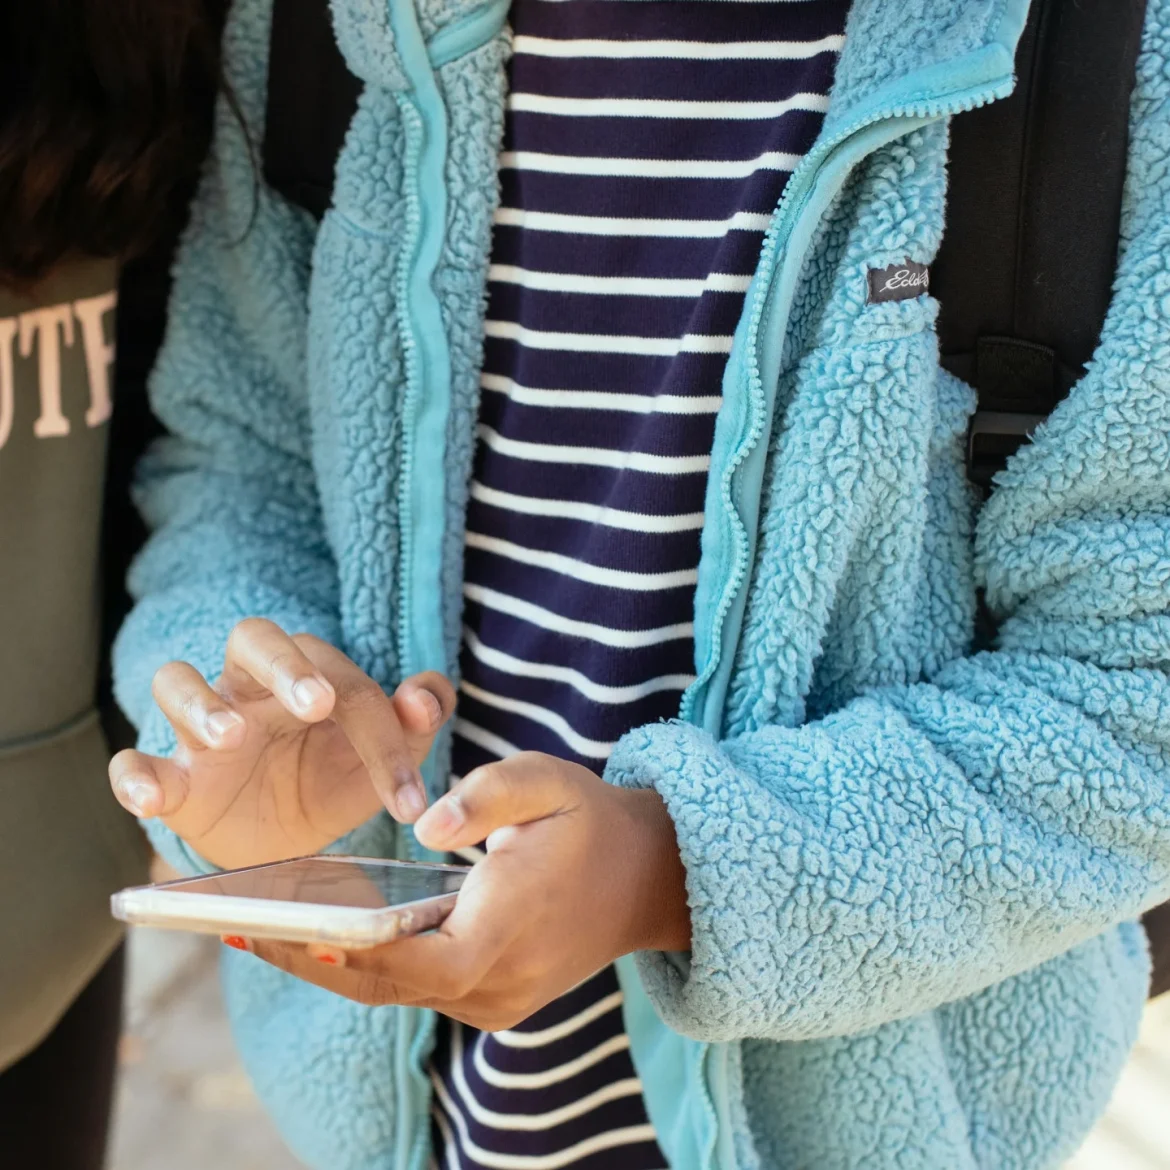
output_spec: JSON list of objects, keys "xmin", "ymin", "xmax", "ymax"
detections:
[
  {"xmin": 392, "ymin": 91, "xmax": 433, "ymax": 1170},
  {"xmin": 387, "ymin": 0, "xmax": 513, "ymax": 1159},
  {"xmin": 680, "ymin": 79, "xmax": 1015, "ymax": 1170},
  {"xmin": 390, "ymin": 0, "xmax": 460, "ymax": 1152},
  {"xmin": 396, "ymin": 96, "xmax": 426, "ymax": 690},
  {"xmin": 390, "ymin": 4, "xmax": 1019, "ymax": 1165},
  {"xmin": 681, "ymin": 81, "xmax": 1014, "ymax": 740}
]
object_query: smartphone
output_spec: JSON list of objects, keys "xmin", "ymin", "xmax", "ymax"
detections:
[{"xmin": 110, "ymin": 855, "xmax": 468, "ymax": 948}]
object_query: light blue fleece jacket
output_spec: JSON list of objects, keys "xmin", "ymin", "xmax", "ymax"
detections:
[{"xmin": 113, "ymin": 0, "xmax": 1170, "ymax": 1167}]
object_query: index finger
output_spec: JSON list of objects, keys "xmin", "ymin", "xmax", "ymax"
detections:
[
  {"xmin": 220, "ymin": 620, "xmax": 429, "ymax": 823},
  {"xmin": 219, "ymin": 618, "xmax": 336, "ymax": 721},
  {"xmin": 242, "ymin": 937, "xmax": 434, "ymax": 1008},
  {"xmin": 296, "ymin": 637, "xmax": 430, "ymax": 823}
]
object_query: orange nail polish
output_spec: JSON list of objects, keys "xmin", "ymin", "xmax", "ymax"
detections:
[
  {"xmin": 222, "ymin": 935, "xmax": 249, "ymax": 951},
  {"xmin": 308, "ymin": 945, "xmax": 346, "ymax": 967}
]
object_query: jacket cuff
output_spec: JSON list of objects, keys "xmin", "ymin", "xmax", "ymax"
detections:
[{"xmin": 605, "ymin": 719, "xmax": 780, "ymax": 1041}]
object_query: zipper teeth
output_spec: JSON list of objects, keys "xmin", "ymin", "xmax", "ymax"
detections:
[
  {"xmin": 396, "ymin": 95, "xmax": 425, "ymax": 688},
  {"xmin": 392, "ymin": 91, "xmax": 433, "ymax": 1170},
  {"xmin": 687, "ymin": 86, "xmax": 1011, "ymax": 736},
  {"xmin": 395, "ymin": 94, "xmax": 431, "ymax": 875}
]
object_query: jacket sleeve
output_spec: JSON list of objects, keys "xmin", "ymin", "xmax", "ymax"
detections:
[
  {"xmin": 605, "ymin": 13, "xmax": 1170, "ymax": 1044},
  {"xmin": 112, "ymin": 0, "xmax": 341, "ymax": 873}
]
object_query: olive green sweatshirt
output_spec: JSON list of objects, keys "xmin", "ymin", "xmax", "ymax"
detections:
[{"xmin": 0, "ymin": 259, "xmax": 148, "ymax": 1071}]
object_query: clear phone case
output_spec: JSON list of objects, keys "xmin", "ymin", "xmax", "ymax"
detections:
[{"xmin": 110, "ymin": 855, "xmax": 469, "ymax": 948}]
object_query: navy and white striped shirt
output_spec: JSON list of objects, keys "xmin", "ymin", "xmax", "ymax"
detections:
[{"xmin": 433, "ymin": 2, "xmax": 846, "ymax": 1165}]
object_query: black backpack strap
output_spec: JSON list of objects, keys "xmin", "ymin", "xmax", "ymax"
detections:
[
  {"xmin": 937, "ymin": 0, "xmax": 1170, "ymax": 1000},
  {"xmin": 933, "ymin": 0, "xmax": 1148, "ymax": 488}
]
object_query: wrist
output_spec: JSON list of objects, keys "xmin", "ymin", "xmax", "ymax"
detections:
[{"xmin": 618, "ymin": 787, "xmax": 692, "ymax": 954}]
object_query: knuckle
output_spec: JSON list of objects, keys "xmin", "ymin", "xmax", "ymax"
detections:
[
  {"xmin": 525, "ymin": 751, "xmax": 574, "ymax": 800},
  {"xmin": 151, "ymin": 660, "xmax": 189, "ymax": 696},
  {"xmin": 482, "ymin": 1003, "xmax": 530, "ymax": 1033},
  {"xmin": 467, "ymin": 762, "xmax": 519, "ymax": 810},
  {"xmin": 513, "ymin": 950, "xmax": 551, "ymax": 986},
  {"xmin": 333, "ymin": 675, "xmax": 384, "ymax": 711},
  {"xmin": 354, "ymin": 973, "xmax": 394, "ymax": 1006},
  {"xmin": 254, "ymin": 943, "xmax": 289, "ymax": 971},
  {"xmin": 152, "ymin": 665, "xmax": 206, "ymax": 724},
  {"xmin": 228, "ymin": 617, "xmax": 276, "ymax": 653},
  {"xmin": 264, "ymin": 646, "xmax": 303, "ymax": 679},
  {"xmin": 108, "ymin": 749, "xmax": 138, "ymax": 779},
  {"xmin": 437, "ymin": 963, "xmax": 478, "ymax": 1001},
  {"xmin": 177, "ymin": 691, "xmax": 203, "ymax": 727}
]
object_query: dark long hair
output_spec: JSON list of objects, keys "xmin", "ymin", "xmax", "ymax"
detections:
[{"xmin": 0, "ymin": 0, "xmax": 227, "ymax": 289}]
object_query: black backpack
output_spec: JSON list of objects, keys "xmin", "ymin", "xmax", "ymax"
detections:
[
  {"xmin": 934, "ymin": 0, "xmax": 1168, "ymax": 996},
  {"xmin": 261, "ymin": 0, "xmax": 1169, "ymax": 996}
]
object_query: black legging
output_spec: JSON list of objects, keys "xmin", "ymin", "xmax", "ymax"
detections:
[{"xmin": 0, "ymin": 944, "xmax": 124, "ymax": 1168}]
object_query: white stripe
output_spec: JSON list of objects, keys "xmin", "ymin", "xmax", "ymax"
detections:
[
  {"xmin": 477, "ymin": 424, "xmax": 711, "ymax": 475},
  {"xmin": 484, "ymin": 319, "xmax": 733, "ymax": 355},
  {"xmin": 493, "ymin": 205, "xmax": 771, "ymax": 238},
  {"xmin": 431, "ymin": 1068, "xmax": 657, "ymax": 1169},
  {"xmin": 443, "ymin": 1070, "xmax": 644, "ymax": 1133},
  {"xmin": 440, "ymin": 1019, "xmax": 642, "ymax": 1132},
  {"xmin": 470, "ymin": 481, "xmax": 705, "ymax": 533},
  {"xmin": 487, "ymin": 264, "xmax": 751, "ymax": 298},
  {"xmin": 473, "ymin": 1029, "xmax": 634, "ymax": 1090},
  {"xmin": 439, "ymin": 1060, "xmax": 642, "ymax": 1133},
  {"xmin": 465, "ymin": 531, "xmax": 698, "ymax": 592},
  {"xmin": 508, "ymin": 91, "xmax": 830, "ymax": 120},
  {"xmin": 452, "ymin": 717, "xmax": 520, "ymax": 762},
  {"xmin": 480, "ymin": 372, "xmax": 723, "ymax": 414},
  {"xmin": 493, "ymin": 991, "xmax": 627, "ymax": 1048},
  {"xmin": 463, "ymin": 627, "xmax": 694, "ymax": 704},
  {"xmin": 498, "ymin": 149, "xmax": 800, "ymax": 179},
  {"xmin": 432, "ymin": 1107, "xmax": 461, "ymax": 1170},
  {"xmin": 462, "ymin": 584, "xmax": 693, "ymax": 649},
  {"xmin": 459, "ymin": 681, "xmax": 613, "ymax": 759},
  {"xmin": 512, "ymin": 33, "xmax": 845, "ymax": 60}
]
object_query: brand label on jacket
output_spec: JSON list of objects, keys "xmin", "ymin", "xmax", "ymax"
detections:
[{"xmin": 867, "ymin": 261, "xmax": 930, "ymax": 304}]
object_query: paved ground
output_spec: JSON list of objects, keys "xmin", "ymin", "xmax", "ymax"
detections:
[
  {"xmin": 109, "ymin": 926, "xmax": 1170, "ymax": 1170},
  {"xmin": 108, "ymin": 928, "xmax": 302, "ymax": 1170}
]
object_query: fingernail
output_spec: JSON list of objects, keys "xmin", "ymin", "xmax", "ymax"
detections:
[
  {"xmin": 120, "ymin": 777, "xmax": 157, "ymax": 817},
  {"xmin": 291, "ymin": 677, "xmax": 328, "ymax": 713},
  {"xmin": 397, "ymin": 783, "xmax": 427, "ymax": 822},
  {"xmin": 307, "ymin": 944, "xmax": 346, "ymax": 967},
  {"xmin": 205, "ymin": 709, "xmax": 243, "ymax": 745},
  {"xmin": 410, "ymin": 686, "xmax": 444, "ymax": 730},
  {"xmin": 416, "ymin": 794, "xmax": 464, "ymax": 843},
  {"xmin": 221, "ymin": 935, "xmax": 252, "ymax": 952}
]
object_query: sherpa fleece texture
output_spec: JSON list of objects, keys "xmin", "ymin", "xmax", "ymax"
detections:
[{"xmin": 113, "ymin": 0, "xmax": 1170, "ymax": 1167}]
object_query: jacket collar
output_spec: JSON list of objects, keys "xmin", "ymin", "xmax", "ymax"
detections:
[
  {"xmin": 329, "ymin": 0, "xmax": 1030, "ymax": 113},
  {"xmin": 827, "ymin": 0, "xmax": 1030, "ymax": 133}
]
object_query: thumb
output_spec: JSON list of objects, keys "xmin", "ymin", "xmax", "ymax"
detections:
[
  {"xmin": 413, "ymin": 752, "xmax": 578, "ymax": 852},
  {"xmin": 392, "ymin": 672, "xmax": 457, "ymax": 765},
  {"xmin": 109, "ymin": 748, "xmax": 190, "ymax": 820}
]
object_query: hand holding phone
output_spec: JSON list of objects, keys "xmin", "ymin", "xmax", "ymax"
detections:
[
  {"xmin": 180, "ymin": 753, "xmax": 690, "ymax": 1033},
  {"xmin": 107, "ymin": 619, "xmax": 456, "ymax": 870}
]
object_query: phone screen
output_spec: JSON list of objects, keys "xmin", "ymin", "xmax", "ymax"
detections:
[{"xmin": 159, "ymin": 857, "xmax": 466, "ymax": 909}]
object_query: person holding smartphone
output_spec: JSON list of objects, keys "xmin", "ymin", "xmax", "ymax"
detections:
[
  {"xmin": 110, "ymin": 0, "xmax": 1170, "ymax": 1167},
  {"xmin": 0, "ymin": 3, "xmax": 224, "ymax": 1166}
]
